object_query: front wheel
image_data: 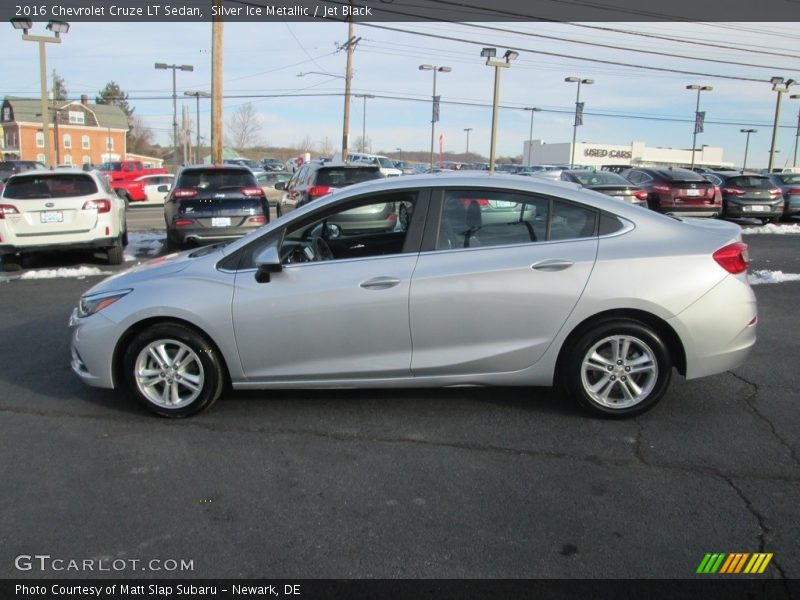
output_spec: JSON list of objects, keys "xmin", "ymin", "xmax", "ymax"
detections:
[
  {"xmin": 122, "ymin": 323, "xmax": 225, "ymax": 417},
  {"xmin": 559, "ymin": 319, "xmax": 672, "ymax": 418}
]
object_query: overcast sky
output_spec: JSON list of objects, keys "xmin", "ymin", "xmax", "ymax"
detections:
[{"xmin": 4, "ymin": 20, "xmax": 799, "ymax": 167}]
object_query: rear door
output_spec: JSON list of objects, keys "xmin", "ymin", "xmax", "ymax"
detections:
[{"xmin": 409, "ymin": 188, "xmax": 598, "ymax": 376}]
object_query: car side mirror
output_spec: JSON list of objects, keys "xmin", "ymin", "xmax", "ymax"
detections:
[
  {"xmin": 254, "ymin": 245, "xmax": 282, "ymax": 283},
  {"xmin": 274, "ymin": 182, "xmax": 286, "ymax": 191},
  {"xmin": 157, "ymin": 185, "xmax": 170, "ymax": 192}
]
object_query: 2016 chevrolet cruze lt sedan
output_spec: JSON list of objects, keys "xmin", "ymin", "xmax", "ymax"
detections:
[{"xmin": 69, "ymin": 173, "xmax": 757, "ymax": 418}]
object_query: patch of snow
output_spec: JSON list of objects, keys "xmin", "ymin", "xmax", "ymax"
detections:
[
  {"xmin": 124, "ymin": 231, "xmax": 166, "ymax": 261},
  {"xmin": 19, "ymin": 267, "xmax": 110, "ymax": 280},
  {"xmin": 748, "ymin": 270, "xmax": 800, "ymax": 285},
  {"xmin": 741, "ymin": 223, "xmax": 800, "ymax": 235}
]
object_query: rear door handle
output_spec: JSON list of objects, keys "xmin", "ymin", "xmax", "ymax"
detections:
[
  {"xmin": 360, "ymin": 276, "xmax": 401, "ymax": 290},
  {"xmin": 531, "ymin": 259, "xmax": 574, "ymax": 272}
]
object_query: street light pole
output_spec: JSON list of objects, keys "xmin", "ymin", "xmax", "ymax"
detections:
[
  {"xmin": 740, "ymin": 129, "xmax": 757, "ymax": 171},
  {"xmin": 463, "ymin": 128, "xmax": 473, "ymax": 154},
  {"xmin": 524, "ymin": 107, "xmax": 541, "ymax": 167},
  {"xmin": 565, "ymin": 77, "xmax": 594, "ymax": 169},
  {"xmin": 686, "ymin": 84, "xmax": 713, "ymax": 170},
  {"xmin": 12, "ymin": 19, "xmax": 69, "ymax": 169},
  {"xmin": 155, "ymin": 62, "xmax": 194, "ymax": 168},
  {"xmin": 355, "ymin": 94, "xmax": 374, "ymax": 153},
  {"xmin": 482, "ymin": 48, "xmax": 519, "ymax": 173},
  {"xmin": 767, "ymin": 77, "xmax": 796, "ymax": 172},
  {"xmin": 419, "ymin": 64, "xmax": 452, "ymax": 169},
  {"xmin": 185, "ymin": 91, "xmax": 210, "ymax": 164}
]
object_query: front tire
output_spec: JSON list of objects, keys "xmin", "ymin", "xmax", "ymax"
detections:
[
  {"xmin": 559, "ymin": 319, "xmax": 672, "ymax": 418},
  {"xmin": 122, "ymin": 323, "xmax": 225, "ymax": 417}
]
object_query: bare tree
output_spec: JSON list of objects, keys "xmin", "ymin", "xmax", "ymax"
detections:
[
  {"xmin": 297, "ymin": 135, "xmax": 313, "ymax": 153},
  {"xmin": 127, "ymin": 114, "xmax": 155, "ymax": 156},
  {"xmin": 353, "ymin": 135, "xmax": 372, "ymax": 154},
  {"xmin": 318, "ymin": 136, "xmax": 333, "ymax": 157},
  {"xmin": 226, "ymin": 103, "xmax": 263, "ymax": 149}
]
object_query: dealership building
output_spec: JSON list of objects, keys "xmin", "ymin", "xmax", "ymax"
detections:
[{"xmin": 523, "ymin": 140, "xmax": 733, "ymax": 169}]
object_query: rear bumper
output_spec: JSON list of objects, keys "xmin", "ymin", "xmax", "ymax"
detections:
[
  {"xmin": 171, "ymin": 225, "xmax": 261, "ymax": 245},
  {"xmin": 723, "ymin": 199, "xmax": 783, "ymax": 219},
  {"xmin": 0, "ymin": 236, "xmax": 119, "ymax": 255}
]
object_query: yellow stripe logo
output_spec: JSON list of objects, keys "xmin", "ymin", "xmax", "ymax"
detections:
[{"xmin": 697, "ymin": 553, "xmax": 773, "ymax": 574}]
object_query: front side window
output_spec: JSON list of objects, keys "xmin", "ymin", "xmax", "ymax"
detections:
[
  {"xmin": 437, "ymin": 190, "xmax": 598, "ymax": 250},
  {"xmin": 278, "ymin": 192, "xmax": 418, "ymax": 265}
]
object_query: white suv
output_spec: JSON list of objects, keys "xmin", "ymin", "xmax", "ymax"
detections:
[{"xmin": 0, "ymin": 169, "xmax": 127, "ymax": 270}]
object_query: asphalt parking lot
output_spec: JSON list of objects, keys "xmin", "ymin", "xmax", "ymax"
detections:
[{"xmin": 0, "ymin": 218, "xmax": 798, "ymax": 582}]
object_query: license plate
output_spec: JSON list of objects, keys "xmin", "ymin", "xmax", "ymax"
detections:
[
  {"xmin": 40, "ymin": 211, "xmax": 63, "ymax": 223},
  {"xmin": 746, "ymin": 205, "xmax": 766, "ymax": 212},
  {"xmin": 685, "ymin": 189, "xmax": 700, "ymax": 196},
  {"xmin": 211, "ymin": 217, "xmax": 231, "ymax": 227}
]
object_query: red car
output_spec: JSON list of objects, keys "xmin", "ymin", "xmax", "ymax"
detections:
[{"xmin": 621, "ymin": 167, "xmax": 721, "ymax": 218}]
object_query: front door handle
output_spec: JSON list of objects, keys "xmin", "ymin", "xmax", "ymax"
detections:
[
  {"xmin": 531, "ymin": 259, "xmax": 574, "ymax": 272},
  {"xmin": 360, "ymin": 276, "xmax": 401, "ymax": 290}
]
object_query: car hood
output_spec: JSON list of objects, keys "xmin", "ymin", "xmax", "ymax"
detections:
[{"xmin": 83, "ymin": 249, "xmax": 215, "ymax": 295}]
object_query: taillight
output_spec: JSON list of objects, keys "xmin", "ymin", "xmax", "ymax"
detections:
[
  {"xmin": 633, "ymin": 190, "xmax": 648, "ymax": 201},
  {"xmin": 0, "ymin": 204, "xmax": 20, "ymax": 219},
  {"xmin": 713, "ymin": 242, "xmax": 749, "ymax": 275},
  {"xmin": 308, "ymin": 185, "xmax": 332, "ymax": 199},
  {"xmin": 769, "ymin": 187, "xmax": 782, "ymax": 196},
  {"xmin": 174, "ymin": 219, "xmax": 193, "ymax": 228},
  {"xmin": 706, "ymin": 186, "xmax": 716, "ymax": 197},
  {"xmin": 460, "ymin": 198, "xmax": 490, "ymax": 206},
  {"xmin": 241, "ymin": 187, "xmax": 265, "ymax": 197},
  {"xmin": 787, "ymin": 188, "xmax": 800, "ymax": 196},
  {"xmin": 722, "ymin": 187, "xmax": 744, "ymax": 196},
  {"xmin": 652, "ymin": 184, "xmax": 670, "ymax": 193},
  {"xmin": 82, "ymin": 199, "xmax": 111, "ymax": 213},
  {"xmin": 247, "ymin": 216, "xmax": 267, "ymax": 224},
  {"xmin": 171, "ymin": 188, "xmax": 198, "ymax": 199}
]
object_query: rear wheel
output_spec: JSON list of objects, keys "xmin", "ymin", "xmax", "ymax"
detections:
[
  {"xmin": 1, "ymin": 254, "xmax": 23, "ymax": 272},
  {"xmin": 107, "ymin": 237, "xmax": 124, "ymax": 265},
  {"xmin": 559, "ymin": 319, "xmax": 672, "ymax": 418},
  {"xmin": 122, "ymin": 323, "xmax": 224, "ymax": 417}
]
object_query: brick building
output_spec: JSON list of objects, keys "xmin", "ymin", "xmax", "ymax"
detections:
[{"xmin": 1, "ymin": 95, "xmax": 129, "ymax": 167}]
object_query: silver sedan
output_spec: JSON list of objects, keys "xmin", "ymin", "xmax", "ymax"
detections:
[{"xmin": 69, "ymin": 173, "xmax": 757, "ymax": 418}]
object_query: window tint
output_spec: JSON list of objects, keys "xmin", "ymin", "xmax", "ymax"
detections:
[
  {"xmin": 316, "ymin": 167, "xmax": 382, "ymax": 187},
  {"xmin": 3, "ymin": 174, "xmax": 98, "ymax": 199},
  {"xmin": 437, "ymin": 190, "xmax": 598, "ymax": 250},
  {"xmin": 437, "ymin": 191, "xmax": 546, "ymax": 249},
  {"xmin": 177, "ymin": 168, "xmax": 256, "ymax": 190},
  {"xmin": 726, "ymin": 176, "xmax": 771, "ymax": 189}
]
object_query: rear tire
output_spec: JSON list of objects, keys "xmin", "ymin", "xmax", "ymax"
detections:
[
  {"xmin": 107, "ymin": 238, "xmax": 124, "ymax": 265},
  {"xmin": 1, "ymin": 254, "xmax": 22, "ymax": 272},
  {"xmin": 559, "ymin": 319, "xmax": 672, "ymax": 418},
  {"xmin": 122, "ymin": 323, "xmax": 224, "ymax": 417}
]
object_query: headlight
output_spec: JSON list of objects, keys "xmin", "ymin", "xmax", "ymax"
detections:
[{"xmin": 77, "ymin": 289, "xmax": 132, "ymax": 318}]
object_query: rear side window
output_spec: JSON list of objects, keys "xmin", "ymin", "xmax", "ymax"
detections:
[
  {"xmin": 3, "ymin": 174, "xmax": 98, "ymax": 199},
  {"xmin": 437, "ymin": 190, "xmax": 598, "ymax": 250},
  {"xmin": 316, "ymin": 168, "xmax": 382, "ymax": 187},
  {"xmin": 177, "ymin": 169, "xmax": 256, "ymax": 190}
]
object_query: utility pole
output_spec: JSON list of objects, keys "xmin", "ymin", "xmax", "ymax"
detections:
[
  {"xmin": 341, "ymin": 9, "xmax": 358, "ymax": 162},
  {"xmin": 211, "ymin": 0, "xmax": 223, "ymax": 164}
]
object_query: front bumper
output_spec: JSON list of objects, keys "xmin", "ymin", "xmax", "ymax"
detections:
[{"xmin": 69, "ymin": 308, "xmax": 119, "ymax": 389}]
